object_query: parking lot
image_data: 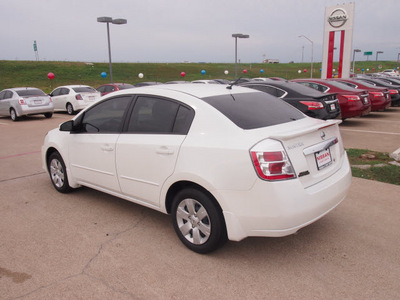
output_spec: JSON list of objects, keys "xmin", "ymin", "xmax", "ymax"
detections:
[{"xmin": 1, "ymin": 108, "xmax": 399, "ymax": 299}]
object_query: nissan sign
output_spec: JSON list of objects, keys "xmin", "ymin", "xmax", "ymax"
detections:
[{"xmin": 328, "ymin": 8, "xmax": 348, "ymax": 28}]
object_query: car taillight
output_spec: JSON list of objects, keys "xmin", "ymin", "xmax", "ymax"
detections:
[
  {"xmin": 369, "ymin": 92, "xmax": 384, "ymax": 98},
  {"xmin": 250, "ymin": 139, "xmax": 296, "ymax": 181},
  {"xmin": 389, "ymin": 89, "xmax": 399, "ymax": 95},
  {"xmin": 75, "ymin": 94, "xmax": 83, "ymax": 100},
  {"xmin": 299, "ymin": 101, "xmax": 324, "ymax": 110},
  {"xmin": 18, "ymin": 98, "xmax": 26, "ymax": 105},
  {"xmin": 342, "ymin": 95, "xmax": 360, "ymax": 101}
]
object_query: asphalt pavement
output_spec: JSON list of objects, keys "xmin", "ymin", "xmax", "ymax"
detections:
[{"xmin": 0, "ymin": 108, "xmax": 399, "ymax": 299}]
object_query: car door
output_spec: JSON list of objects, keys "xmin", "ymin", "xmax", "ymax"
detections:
[
  {"xmin": 116, "ymin": 95, "xmax": 194, "ymax": 207},
  {"xmin": 67, "ymin": 96, "xmax": 133, "ymax": 192},
  {"xmin": 0, "ymin": 91, "xmax": 7, "ymax": 115},
  {"xmin": 50, "ymin": 88, "xmax": 65, "ymax": 110}
]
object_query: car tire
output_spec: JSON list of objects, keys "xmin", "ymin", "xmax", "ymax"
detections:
[
  {"xmin": 171, "ymin": 188, "xmax": 227, "ymax": 254},
  {"xmin": 44, "ymin": 112, "xmax": 53, "ymax": 118},
  {"xmin": 10, "ymin": 108, "xmax": 19, "ymax": 121},
  {"xmin": 47, "ymin": 152, "xmax": 72, "ymax": 193},
  {"xmin": 66, "ymin": 103, "xmax": 74, "ymax": 115}
]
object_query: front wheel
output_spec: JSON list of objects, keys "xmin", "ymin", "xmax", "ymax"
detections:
[
  {"xmin": 172, "ymin": 188, "xmax": 227, "ymax": 254},
  {"xmin": 47, "ymin": 152, "xmax": 72, "ymax": 193}
]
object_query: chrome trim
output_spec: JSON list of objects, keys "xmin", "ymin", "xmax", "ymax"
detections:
[{"xmin": 303, "ymin": 137, "xmax": 338, "ymax": 155}]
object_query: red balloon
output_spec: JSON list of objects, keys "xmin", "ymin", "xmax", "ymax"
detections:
[
  {"xmin": 303, "ymin": 69, "xmax": 307, "ymax": 73},
  {"xmin": 243, "ymin": 69, "xmax": 247, "ymax": 74},
  {"xmin": 180, "ymin": 72, "xmax": 186, "ymax": 77},
  {"xmin": 357, "ymin": 68, "xmax": 360, "ymax": 71},
  {"xmin": 47, "ymin": 72, "xmax": 55, "ymax": 80}
]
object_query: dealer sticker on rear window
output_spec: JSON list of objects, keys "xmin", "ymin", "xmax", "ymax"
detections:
[{"xmin": 315, "ymin": 148, "xmax": 332, "ymax": 170}]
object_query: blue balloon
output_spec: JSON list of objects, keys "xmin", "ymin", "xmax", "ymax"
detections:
[
  {"xmin": 362, "ymin": 69, "xmax": 365, "ymax": 72},
  {"xmin": 101, "ymin": 72, "xmax": 107, "ymax": 78},
  {"xmin": 260, "ymin": 69, "xmax": 264, "ymax": 73},
  {"xmin": 201, "ymin": 70, "xmax": 206, "ymax": 75}
]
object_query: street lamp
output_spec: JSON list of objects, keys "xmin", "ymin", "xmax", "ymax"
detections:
[
  {"xmin": 352, "ymin": 49, "xmax": 361, "ymax": 73},
  {"xmin": 299, "ymin": 35, "xmax": 314, "ymax": 78},
  {"xmin": 97, "ymin": 16, "xmax": 127, "ymax": 83},
  {"xmin": 232, "ymin": 33, "xmax": 249, "ymax": 79}
]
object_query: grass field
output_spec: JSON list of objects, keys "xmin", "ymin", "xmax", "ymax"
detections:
[{"xmin": 1, "ymin": 60, "xmax": 399, "ymax": 93}]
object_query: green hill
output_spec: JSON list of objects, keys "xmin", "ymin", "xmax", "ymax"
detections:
[{"xmin": 1, "ymin": 60, "xmax": 398, "ymax": 93}]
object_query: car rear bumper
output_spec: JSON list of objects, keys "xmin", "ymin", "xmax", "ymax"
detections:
[
  {"xmin": 16, "ymin": 105, "xmax": 54, "ymax": 116},
  {"xmin": 220, "ymin": 153, "xmax": 352, "ymax": 242}
]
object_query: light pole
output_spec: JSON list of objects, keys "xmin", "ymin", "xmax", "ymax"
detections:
[
  {"xmin": 299, "ymin": 35, "xmax": 314, "ymax": 78},
  {"xmin": 232, "ymin": 33, "xmax": 249, "ymax": 79},
  {"xmin": 97, "ymin": 16, "xmax": 127, "ymax": 83},
  {"xmin": 376, "ymin": 50, "xmax": 383, "ymax": 70},
  {"xmin": 352, "ymin": 49, "xmax": 361, "ymax": 73}
]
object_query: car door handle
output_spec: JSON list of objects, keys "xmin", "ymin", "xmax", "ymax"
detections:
[
  {"xmin": 101, "ymin": 144, "xmax": 114, "ymax": 152},
  {"xmin": 156, "ymin": 146, "xmax": 174, "ymax": 155}
]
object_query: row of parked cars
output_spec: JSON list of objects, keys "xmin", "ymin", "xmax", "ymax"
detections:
[{"xmin": 1, "ymin": 74, "xmax": 399, "ymax": 122}]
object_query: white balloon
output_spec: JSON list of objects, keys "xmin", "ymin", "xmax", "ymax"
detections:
[
  {"xmin": 298, "ymin": 70, "xmax": 301, "ymax": 74},
  {"xmin": 138, "ymin": 73, "xmax": 144, "ymax": 79},
  {"xmin": 224, "ymin": 70, "xmax": 229, "ymax": 75}
]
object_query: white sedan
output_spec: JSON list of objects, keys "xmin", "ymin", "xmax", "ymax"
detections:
[
  {"xmin": 49, "ymin": 85, "xmax": 101, "ymax": 115},
  {"xmin": 42, "ymin": 84, "xmax": 351, "ymax": 253}
]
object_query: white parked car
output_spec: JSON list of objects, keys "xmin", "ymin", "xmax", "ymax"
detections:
[
  {"xmin": 49, "ymin": 85, "xmax": 101, "ymax": 115},
  {"xmin": 0, "ymin": 87, "xmax": 54, "ymax": 121},
  {"xmin": 42, "ymin": 84, "xmax": 351, "ymax": 253},
  {"xmin": 380, "ymin": 69, "xmax": 399, "ymax": 77}
]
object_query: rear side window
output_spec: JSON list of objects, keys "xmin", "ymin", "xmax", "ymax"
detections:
[
  {"xmin": 202, "ymin": 92, "xmax": 304, "ymax": 129},
  {"xmin": 127, "ymin": 96, "xmax": 194, "ymax": 134}
]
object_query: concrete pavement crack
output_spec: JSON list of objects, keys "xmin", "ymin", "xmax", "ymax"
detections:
[{"xmin": 11, "ymin": 209, "xmax": 147, "ymax": 300}]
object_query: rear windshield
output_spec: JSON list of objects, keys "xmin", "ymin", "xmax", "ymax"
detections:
[
  {"xmin": 202, "ymin": 92, "xmax": 305, "ymax": 129},
  {"xmin": 73, "ymin": 87, "xmax": 97, "ymax": 93},
  {"xmin": 327, "ymin": 81, "xmax": 357, "ymax": 91},
  {"xmin": 16, "ymin": 89, "xmax": 46, "ymax": 96},
  {"xmin": 117, "ymin": 84, "xmax": 135, "ymax": 90}
]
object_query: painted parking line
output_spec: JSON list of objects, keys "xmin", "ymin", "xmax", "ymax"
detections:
[
  {"xmin": 340, "ymin": 129, "xmax": 400, "ymax": 136},
  {"xmin": 0, "ymin": 150, "xmax": 41, "ymax": 160}
]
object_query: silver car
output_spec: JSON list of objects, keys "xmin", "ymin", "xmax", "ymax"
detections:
[{"xmin": 0, "ymin": 87, "xmax": 54, "ymax": 121}]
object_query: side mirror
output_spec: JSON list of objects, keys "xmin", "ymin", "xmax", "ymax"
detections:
[{"xmin": 59, "ymin": 120, "xmax": 74, "ymax": 132}]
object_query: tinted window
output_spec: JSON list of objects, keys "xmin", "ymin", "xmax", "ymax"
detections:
[
  {"xmin": 127, "ymin": 96, "xmax": 180, "ymax": 133},
  {"xmin": 0, "ymin": 91, "xmax": 6, "ymax": 100},
  {"xmin": 202, "ymin": 92, "xmax": 305, "ymax": 129},
  {"xmin": 73, "ymin": 87, "xmax": 96, "ymax": 93},
  {"xmin": 16, "ymin": 89, "xmax": 46, "ymax": 96},
  {"xmin": 97, "ymin": 86, "xmax": 106, "ymax": 93},
  {"xmin": 80, "ymin": 96, "xmax": 131, "ymax": 133},
  {"xmin": 126, "ymin": 96, "xmax": 194, "ymax": 134},
  {"xmin": 51, "ymin": 88, "xmax": 62, "ymax": 96},
  {"xmin": 117, "ymin": 84, "xmax": 135, "ymax": 90}
]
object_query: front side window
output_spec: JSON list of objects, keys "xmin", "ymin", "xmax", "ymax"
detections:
[
  {"xmin": 79, "ymin": 96, "xmax": 132, "ymax": 133},
  {"xmin": 127, "ymin": 96, "xmax": 193, "ymax": 134}
]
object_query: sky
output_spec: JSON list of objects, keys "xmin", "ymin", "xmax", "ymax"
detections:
[{"xmin": 1, "ymin": 0, "xmax": 399, "ymax": 64}]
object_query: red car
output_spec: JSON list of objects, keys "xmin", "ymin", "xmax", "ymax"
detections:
[
  {"xmin": 328, "ymin": 78, "xmax": 391, "ymax": 111},
  {"xmin": 291, "ymin": 79, "xmax": 371, "ymax": 119},
  {"xmin": 96, "ymin": 83, "xmax": 135, "ymax": 96}
]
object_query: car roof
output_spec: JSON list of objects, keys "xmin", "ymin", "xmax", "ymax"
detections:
[
  {"xmin": 116, "ymin": 83, "xmax": 256, "ymax": 99},
  {"xmin": 10, "ymin": 87, "xmax": 42, "ymax": 91}
]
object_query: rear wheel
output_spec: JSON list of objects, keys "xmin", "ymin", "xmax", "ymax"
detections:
[
  {"xmin": 172, "ymin": 188, "xmax": 227, "ymax": 254},
  {"xmin": 47, "ymin": 152, "xmax": 72, "ymax": 193},
  {"xmin": 44, "ymin": 112, "xmax": 53, "ymax": 118},
  {"xmin": 10, "ymin": 108, "xmax": 19, "ymax": 121},
  {"xmin": 66, "ymin": 103, "xmax": 74, "ymax": 115}
]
